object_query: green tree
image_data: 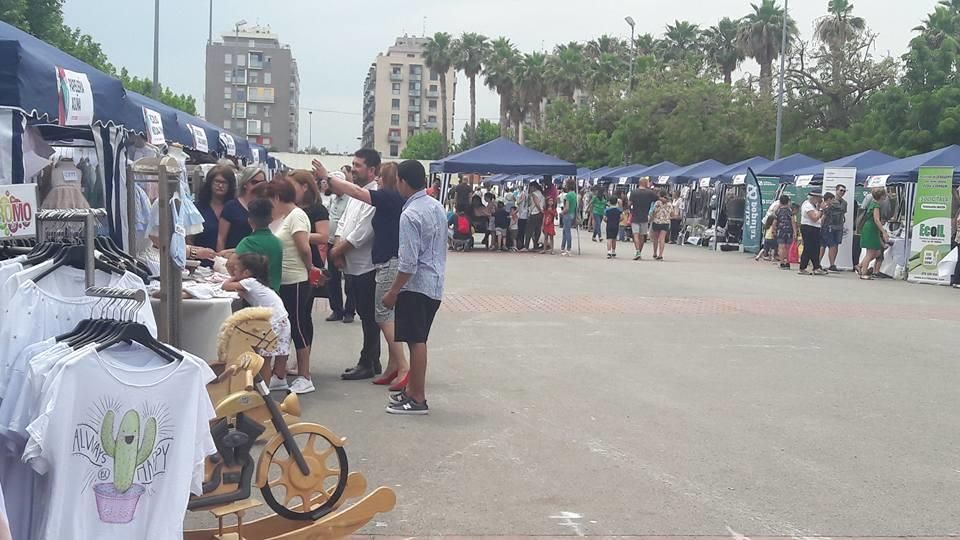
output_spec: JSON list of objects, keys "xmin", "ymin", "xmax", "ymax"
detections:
[
  {"xmin": 453, "ymin": 119, "xmax": 499, "ymax": 152},
  {"xmin": 454, "ymin": 32, "xmax": 489, "ymax": 149},
  {"xmin": 516, "ymin": 52, "xmax": 548, "ymax": 130},
  {"xmin": 737, "ymin": 0, "xmax": 798, "ymax": 93},
  {"xmin": 546, "ymin": 42, "xmax": 585, "ymax": 101},
  {"xmin": 704, "ymin": 17, "xmax": 744, "ymax": 85},
  {"xmin": 483, "ymin": 37, "xmax": 520, "ymax": 138},
  {"xmin": 119, "ymin": 69, "xmax": 197, "ymax": 115},
  {"xmin": 662, "ymin": 20, "xmax": 701, "ymax": 65},
  {"xmin": 401, "ymin": 130, "xmax": 445, "ymax": 160},
  {"xmin": 424, "ymin": 32, "xmax": 455, "ymax": 155}
]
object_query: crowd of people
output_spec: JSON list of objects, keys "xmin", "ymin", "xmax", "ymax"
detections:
[{"xmin": 184, "ymin": 150, "xmax": 447, "ymax": 415}]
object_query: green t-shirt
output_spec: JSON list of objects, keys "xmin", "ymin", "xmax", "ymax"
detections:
[
  {"xmin": 235, "ymin": 228, "xmax": 283, "ymax": 291},
  {"xmin": 591, "ymin": 195, "xmax": 607, "ymax": 215},
  {"xmin": 564, "ymin": 191, "xmax": 578, "ymax": 217}
]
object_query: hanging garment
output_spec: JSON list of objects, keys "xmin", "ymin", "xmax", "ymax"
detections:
[
  {"xmin": 22, "ymin": 346, "xmax": 216, "ymax": 539},
  {"xmin": 41, "ymin": 160, "xmax": 91, "ymax": 210}
]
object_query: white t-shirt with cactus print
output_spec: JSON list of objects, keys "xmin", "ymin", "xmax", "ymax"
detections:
[{"xmin": 23, "ymin": 347, "xmax": 215, "ymax": 539}]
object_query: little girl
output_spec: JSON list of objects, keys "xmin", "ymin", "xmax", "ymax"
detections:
[
  {"xmin": 541, "ymin": 198, "xmax": 557, "ymax": 254},
  {"xmin": 509, "ymin": 206, "xmax": 519, "ymax": 252},
  {"xmin": 223, "ymin": 253, "xmax": 293, "ymax": 390}
]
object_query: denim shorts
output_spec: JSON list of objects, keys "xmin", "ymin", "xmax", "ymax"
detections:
[{"xmin": 821, "ymin": 226, "xmax": 843, "ymax": 247}]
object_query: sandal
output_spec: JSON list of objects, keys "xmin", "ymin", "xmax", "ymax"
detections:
[{"xmin": 859, "ymin": 274, "xmax": 874, "ymax": 280}]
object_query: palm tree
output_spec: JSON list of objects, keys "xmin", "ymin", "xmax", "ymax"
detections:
[
  {"xmin": 546, "ymin": 42, "xmax": 585, "ymax": 101},
  {"xmin": 704, "ymin": 17, "xmax": 744, "ymax": 84},
  {"xmin": 912, "ymin": 6, "xmax": 960, "ymax": 50},
  {"xmin": 423, "ymin": 31, "xmax": 455, "ymax": 155},
  {"xmin": 814, "ymin": 0, "xmax": 866, "ymax": 89},
  {"xmin": 454, "ymin": 32, "xmax": 489, "ymax": 148},
  {"xmin": 587, "ymin": 52, "xmax": 627, "ymax": 90},
  {"xmin": 737, "ymin": 0, "xmax": 798, "ymax": 94},
  {"xmin": 483, "ymin": 37, "xmax": 520, "ymax": 138},
  {"xmin": 663, "ymin": 20, "xmax": 701, "ymax": 63},
  {"xmin": 516, "ymin": 52, "xmax": 548, "ymax": 130},
  {"xmin": 586, "ymin": 34, "xmax": 628, "ymax": 61}
]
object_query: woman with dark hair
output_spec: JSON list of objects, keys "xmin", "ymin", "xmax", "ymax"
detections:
[
  {"xmin": 188, "ymin": 164, "xmax": 236, "ymax": 260},
  {"xmin": 268, "ymin": 177, "xmax": 321, "ymax": 394},
  {"xmin": 217, "ymin": 165, "xmax": 266, "ymax": 252}
]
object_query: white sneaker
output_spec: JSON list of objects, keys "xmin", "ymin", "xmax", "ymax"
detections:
[
  {"xmin": 268, "ymin": 376, "xmax": 289, "ymax": 391},
  {"xmin": 289, "ymin": 377, "xmax": 316, "ymax": 395}
]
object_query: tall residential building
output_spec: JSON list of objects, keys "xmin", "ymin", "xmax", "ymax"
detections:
[
  {"xmin": 205, "ymin": 25, "xmax": 300, "ymax": 152},
  {"xmin": 362, "ymin": 36, "xmax": 456, "ymax": 158}
]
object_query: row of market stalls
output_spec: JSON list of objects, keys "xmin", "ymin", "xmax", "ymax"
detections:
[{"xmin": 0, "ymin": 21, "xmax": 285, "ymax": 247}]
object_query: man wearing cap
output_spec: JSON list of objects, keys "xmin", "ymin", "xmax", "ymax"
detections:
[{"xmin": 799, "ymin": 191, "xmax": 828, "ymax": 275}]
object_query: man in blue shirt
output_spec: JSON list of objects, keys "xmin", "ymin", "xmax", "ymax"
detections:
[{"xmin": 383, "ymin": 160, "xmax": 447, "ymax": 415}]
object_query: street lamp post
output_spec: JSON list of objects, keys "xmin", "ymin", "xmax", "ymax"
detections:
[
  {"xmin": 152, "ymin": 0, "xmax": 160, "ymax": 98},
  {"xmin": 625, "ymin": 16, "xmax": 636, "ymax": 93},
  {"xmin": 308, "ymin": 111, "xmax": 313, "ymax": 149},
  {"xmin": 208, "ymin": 0, "xmax": 213, "ymax": 45},
  {"xmin": 774, "ymin": 0, "xmax": 788, "ymax": 160}
]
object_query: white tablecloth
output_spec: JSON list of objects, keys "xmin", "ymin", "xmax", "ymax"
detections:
[{"xmin": 150, "ymin": 297, "xmax": 235, "ymax": 363}]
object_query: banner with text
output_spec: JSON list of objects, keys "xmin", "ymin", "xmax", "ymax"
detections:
[
  {"xmin": 908, "ymin": 166, "xmax": 953, "ymax": 284},
  {"xmin": 56, "ymin": 67, "xmax": 94, "ymax": 126},
  {"xmin": 742, "ymin": 168, "xmax": 766, "ymax": 253},
  {"xmin": 0, "ymin": 184, "xmax": 37, "ymax": 239},
  {"xmin": 821, "ymin": 167, "xmax": 857, "ymax": 270}
]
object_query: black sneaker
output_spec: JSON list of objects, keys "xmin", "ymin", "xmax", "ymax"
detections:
[
  {"xmin": 386, "ymin": 397, "xmax": 429, "ymax": 415},
  {"xmin": 342, "ymin": 314, "xmax": 355, "ymax": 324},
  {"xmin": 828, "ymin": 265, "xmax": 839, "ymax": 272},
  {"xmin": 389, "ymin": 390, "xmax": 407, "ymax": 404},
  {"xmin": 325, "ymin": 313, "xmax": 343, "ymax": 322}
]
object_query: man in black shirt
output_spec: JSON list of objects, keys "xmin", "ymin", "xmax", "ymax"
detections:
[{"xmin": 629, "ymin": 178, "xmax": 659, "ymax": 260}]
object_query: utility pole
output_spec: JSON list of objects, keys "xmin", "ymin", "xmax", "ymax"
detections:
[
  {"xmin": 208, "ymin": 0, "xmax": 213, "ymax": 44},
  {"xmin": 625, "ymin": 16, "xmax": 636, "ymax": 93},
  {"xmin": 308, "ymin": 111, "xmax": 313, "ymax": 149},
  {"xmin": 152, "ymin": 0, "xmax": 160, "ymax": 98},
  {"xmin": 774, "ymin": 0, "xmax": 788, "ymax": 160}
]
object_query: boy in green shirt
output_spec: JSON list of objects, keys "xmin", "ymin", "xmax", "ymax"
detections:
[{"xmin": 234, "ymin": 198, "xmax": 283, "ymax": 291}]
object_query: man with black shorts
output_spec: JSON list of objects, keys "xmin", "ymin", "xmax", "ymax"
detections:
[
  {"xmin": 629, "ymin": 177, "xmax": 659, "ymax": 260},
  {"xmin": 383, "ymin": 160, "xmax": 447, "ymax": 415}
]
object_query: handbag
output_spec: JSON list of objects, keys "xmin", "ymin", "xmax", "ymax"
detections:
[{"xmin": 788, "ymin": 240, "xmax": 800, "ymax": 264}]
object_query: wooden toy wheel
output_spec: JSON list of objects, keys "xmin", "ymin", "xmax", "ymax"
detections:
[{"xmin": 259, "ymin": 424, "xmax": 349, "ymax": 521}]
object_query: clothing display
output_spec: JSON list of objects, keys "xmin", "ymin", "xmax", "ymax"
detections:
[{"xmin": 41, "ymin": 159, "xmax": 91, "ymax": 210}]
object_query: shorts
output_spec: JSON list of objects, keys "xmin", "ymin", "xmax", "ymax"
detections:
[
  {"xmin": 374, "ymin": 258, "xmax": 399, "ymax": 324},
  {"xmin": 651, "ymin": 222, "xmax": 670, "ymax": 233},
  {"xmin": 821, "ymin": 226, "xmax": 843, "ymax": 247},
  {"xmin": 631, "ymin": 222, "xmax": 649, "ymax": 235},
  {"xmin": 495, "ymin": 227, "xmax": 507, "ymax": 236},
  {"xmin": 763, "ymin": 238, "xmax": 778, "ymax": 251},
  {"xmin": 261, "ymin": 317, "xmax": 291, "ymax": 357},
  {"xmin": 606, "ymin": 226, "xmax": 620, "ymax": 240},
  {"xmin": 395, "ymin": 291, "xmax": 441, "ymax": 344}
]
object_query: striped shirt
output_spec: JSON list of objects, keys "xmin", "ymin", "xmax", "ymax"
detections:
[{"xmin": 398, "ymin": 190, "xmax": 447, "ymax": 301}]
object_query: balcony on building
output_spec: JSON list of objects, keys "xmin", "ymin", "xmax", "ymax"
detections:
[
  {"xmin": 388, "ymin": 133, "xmax": 401, "ymax": 143},
  {"xmin": 407, "ymin": 119, "xmax": 421, "ymax": 128},
  {"xmin": 424, "ymin": 120, "xmax": 438, "ymax": 129},
  {"xmin": 390, "ymin": 72, "xmax": 403, "ymax": 81},
  {"xmin": 247, "ymin": 52, "xmax": 264, "ymax": 70},
  {"xmin": 426, "ymin": 88, "xmax": 439, "ymax": 98},
  {"xmin": 408, "ymin": 104, "xmax": 420, "ymax": 112}
]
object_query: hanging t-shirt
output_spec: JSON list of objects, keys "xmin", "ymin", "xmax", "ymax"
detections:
[
  {"xmin": 270, "ymin": 207, "xmax": 311, "ymax": 285},
  {"xmin": 24, "ymin": 347, "xmax": 216, "ymax": 539}
]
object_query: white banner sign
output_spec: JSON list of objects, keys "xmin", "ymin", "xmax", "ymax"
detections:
[
  {"xmin": 865, "ymin": 175, "xmax": 888, "ymax": 188},
  {"xmin": 219, "ymin": 133, "xmax": 236, "ymax": 156},
  {"xmin": 142, "ymin": 107, "xmax": 165, "ymax": 145},
  {"xmin": 821, "ymin": 167, "xmax": 857, "ymax": 270},
  {"xmin": 795, "ymin": 174, "xmax": 814, "ymax": 187},
  {"xmin": 0, "ymin": 184, "xmax": 38, "ymax": 239},
  {"xmin": 732, "ymin": 174, "xmax": 745, "ymax": 185},
  {"xmin": 188, "ymin": 125, "xmax": 209, "ymax": 153},
  {"xmin": 55, "ymin": 67, "xmax": 94, "ymax": 126},
  {"xmin": 699, "ymin": 177, "xmax": 711, "ymax": 188},
  {"xmin": 656, "ymin": 175, "xmax": 670, "ymax": 185},
  {"xmin": 618, "ymin": 177, "xmax": 627, "ymax": 185}
]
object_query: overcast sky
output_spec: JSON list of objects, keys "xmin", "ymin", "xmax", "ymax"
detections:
[{"xmin": 64, "ymin": 0, "xmax": 937, "ymax": 153}]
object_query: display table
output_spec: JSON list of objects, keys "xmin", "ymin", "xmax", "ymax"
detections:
[{"xmin": 150, "ymin": 297, "xmax": 234, "ymax": 362}]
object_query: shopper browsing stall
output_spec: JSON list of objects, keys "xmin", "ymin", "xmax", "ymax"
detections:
[{"xmin": 217, "ymin": 165, "xmax": 266, "ymax": 252}]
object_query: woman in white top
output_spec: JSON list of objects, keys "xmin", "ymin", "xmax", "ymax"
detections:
[
  {"xmin": 267, "ymin": 177, "xmax": 320, "ymax": 394},
  {"xmin": 223, "ymin": 252, "xmax": 292, "ymax": 383}
]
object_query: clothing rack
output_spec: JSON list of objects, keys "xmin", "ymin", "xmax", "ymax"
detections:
[
  {"xmin": 35, "ymin": 208, "xmax": 106, "ymax": 288},
  {"xmin": 85, "ymin": 286, "xmax": 147, "ymax": 319},
  {"xmin": 127, "ymin": 156, "xmax": 182, "ymax": 346}
]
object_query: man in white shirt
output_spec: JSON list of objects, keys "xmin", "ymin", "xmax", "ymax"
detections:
[
  {"xmin": 331, "ymin": 149, "xmax": 382, "ymax": 380},
  {"xmin": 799, "ymin": 191, "xmax": 827, "ymax": 275}
]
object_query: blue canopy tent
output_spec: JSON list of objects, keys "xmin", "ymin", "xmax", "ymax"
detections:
[
  {"xmin": 858, "ymin": 144, "xmax": 960, "ymax": 185},
  {"xmin": 599, "ymin": 164, "xmax": 648, "ymax": 183},
  {"xmin": 628, "ymin": 161, "xmax": 681, "ymax": 184},
  {"xmin": 588, "ymin": 165, "xmax": 618, "ymax": 183},
  {"xmin": 751, "ymin": 153, "xmax": 823, "ymax": 183},
  {"xmin": 124, "ymin": 90, "xmax": 193, "ymax": 148},
  {"xmin": 715, "ymin": 156, "xmax": 772, "ymax": 183},
  {"xmin": 429, "ymin": 137, "xmax": 577, "ymax": 175},
  {"xmin": 790, "ymin": 149, "xmax": 896, "ymax": 183},
  {"xmin": 662, "ymin": 159, "xmax": 727, "ymax": 185}
]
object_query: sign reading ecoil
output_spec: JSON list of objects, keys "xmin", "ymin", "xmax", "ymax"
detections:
[
  {"xmin": 0, "ymin": 185, "xmax": 38, "ymax": 239},
  {"xmin": 907, "ymin": 166, "xmax": 953, "ymax": 285}
]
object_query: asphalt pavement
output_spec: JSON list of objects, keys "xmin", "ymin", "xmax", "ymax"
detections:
[{"xmin": 187, "ymin": 234, "xmax": 960, "ymax": 537}]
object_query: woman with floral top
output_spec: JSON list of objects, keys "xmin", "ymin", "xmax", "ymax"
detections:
[{"xmin": 650, "ymin": 190, "xmax": 673, "ymax": 260}]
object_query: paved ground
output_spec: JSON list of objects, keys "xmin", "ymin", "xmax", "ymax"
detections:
[{"xmin": 188, "ymin": 235, "xmax": 960, "ymax": 537}]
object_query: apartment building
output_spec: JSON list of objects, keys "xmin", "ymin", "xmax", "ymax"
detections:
[
  {"xmin": 205, "ymin": 25, "xmax": 300, "ymax": 152},
  {"xmin": 361, "ymin": 36, "xmax": 456, "ymax": 157}
]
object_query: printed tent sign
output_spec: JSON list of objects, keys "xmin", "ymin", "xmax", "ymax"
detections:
[
  {"xmin": 142, "ymin": 107, "xmax": 165, "ymax": 146},
  {"xmin": 56, "ymin": 66, "xmax": 94, "ymax": 126},
  {"xmin": 908, "ymin": 166, "xmax": 953, "ymax": 285},
  {"xmin": 0, "ymin": 184, "xmax": 37, "ymax": 239},
  {"xmin": 188, "ymin": 125, "xmax": 208, "ymax": 153}
]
